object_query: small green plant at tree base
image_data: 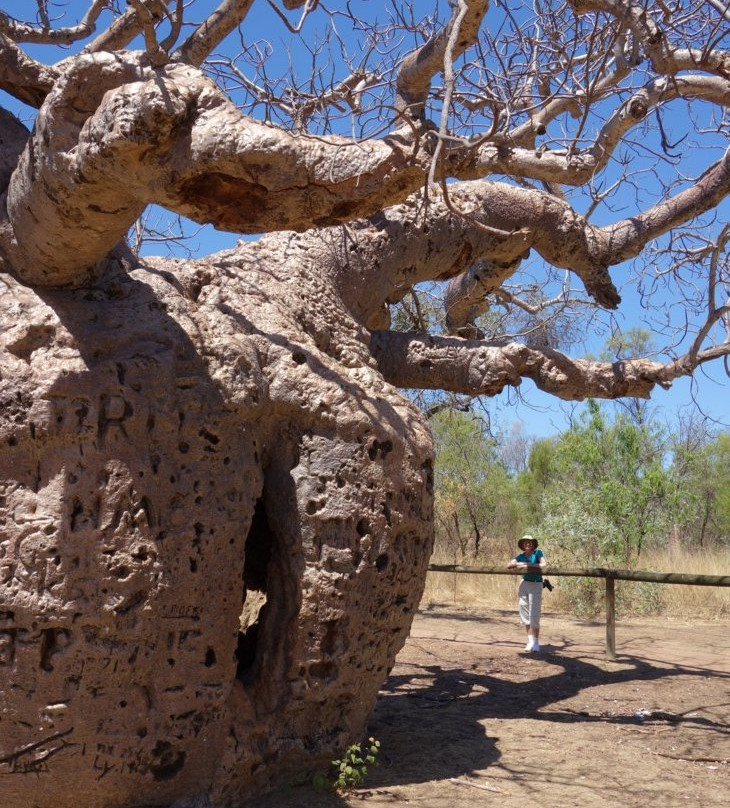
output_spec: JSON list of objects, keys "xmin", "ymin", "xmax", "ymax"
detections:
[{"xmin": 313, "ymin": 738, "xmax": 381, "ymax": 793}]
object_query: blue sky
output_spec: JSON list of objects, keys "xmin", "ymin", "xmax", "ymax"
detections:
[
  {"xmin": 1, "ymin": 0, "xmax": 727, "ymax": 438},
  {"xmin": 498, "ymin": 370, "xmax": 728, "ymax": 439}
]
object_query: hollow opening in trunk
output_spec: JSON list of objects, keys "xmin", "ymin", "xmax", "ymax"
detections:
[{"xmin": 236, "ymin": 496, "xmax": 273, "ymax": 681}]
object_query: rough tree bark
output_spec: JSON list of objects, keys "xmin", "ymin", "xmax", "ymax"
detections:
[
  {"xmin": 0, "ymin": 235, "xmax": 434, "ymax": 807},
  {"xmin": 0, "ymin": 2, "xmax": 728, "ymax": 806}
]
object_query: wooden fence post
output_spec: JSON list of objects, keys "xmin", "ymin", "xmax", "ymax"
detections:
[{"xmin": 605, "ymin": 576, "xmax": 616, "ymax": 660}]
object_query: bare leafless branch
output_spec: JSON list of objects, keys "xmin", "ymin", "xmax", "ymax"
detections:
[
  {"xmin": 86, "ymin": 1, "xmax": 169, "ymax": 53},
  {"xmin": 265, "ymin": 0, "xmax": 318, "ymax": 34},
  {"xmin": 159, "ymin": 0, "xmax": 185, "ymax": 53},
  {"xmin": 602, "ymin": 148, "xmax": 730, "ymax": 263},
  {"xmin": 174, "ymin": 0, "xmax": 256, "ymax": 67},
  {"xmin": 704, "ymin": 0, "xmax": 730, "ymax": 24},
  {"xmin": 428, "ymin": 0, "xmax": 470, "ymax": 186},
  {"xmin": 0, "ymin": 0, "xmax": 109, "ymax": 44},
  {"xmin": 395, "ymin": 0, "xmax": 488, "ymax": 120}
]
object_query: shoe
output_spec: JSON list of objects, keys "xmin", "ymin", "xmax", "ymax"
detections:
[
  {"xmin": 524, "ymin": 638, "xmax": 535, "ymax": 652},
  {"xmin": 532, "ymin": 642, "xmax": 541, "ymax": 652}
]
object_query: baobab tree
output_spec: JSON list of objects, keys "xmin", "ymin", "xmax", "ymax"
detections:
[{"xmin": 0, "ymin": 1, "xmax": 728, "ymax": 806}]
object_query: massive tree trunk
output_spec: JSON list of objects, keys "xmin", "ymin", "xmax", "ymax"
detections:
[{"xmin": 0, "ymin": 241, "xmax": 433, "ymax": 806}]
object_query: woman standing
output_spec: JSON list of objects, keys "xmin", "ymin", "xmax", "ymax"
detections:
[{"xmin": 508, "ymin": 535, "xmax": 547, "ymax": 652}]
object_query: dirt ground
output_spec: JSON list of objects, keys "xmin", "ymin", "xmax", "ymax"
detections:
[{"xmin": 258, "ymin": 604, "xmax": 730, "ymax": 808}]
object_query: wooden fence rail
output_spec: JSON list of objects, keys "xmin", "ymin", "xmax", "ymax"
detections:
[{"xmin": 426, "ymin": 564, "xmax": 730, "ymax": 659}]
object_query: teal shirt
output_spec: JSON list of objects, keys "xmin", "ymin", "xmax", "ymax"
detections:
[{"xmin": 515, "ymin": 549, "xmax": 544, "ymax": 582}]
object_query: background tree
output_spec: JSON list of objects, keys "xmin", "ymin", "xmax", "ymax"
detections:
[
  {"xmin": 668, "ymin": 421, "xmax": 730, "ymax": 548},
  {"xmin": 600, "ymin": 327, "xmax": 657, "ymax": 426},
  {"xmin": 431, "ymin": 409, "xmax": 519, "ymax": 558},
  {"xmin": 549, "ymin": 399, "xmax": 670, "ymax": 562},
  {"xmin": 1, "ymin": 2, "xmax": 729, "ymax": 807}
]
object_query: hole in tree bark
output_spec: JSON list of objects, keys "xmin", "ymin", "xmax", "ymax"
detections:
[
  {"xmin": 39, "ymin": 628, "xmax": 72, "ymax": 672},
  {"xmin": 149, "ymin": 741, "xmax": 186, "ymax": 780},
  {"xmin": 236, "ymin": 497, "xmax": 274, "ymax": 682}
]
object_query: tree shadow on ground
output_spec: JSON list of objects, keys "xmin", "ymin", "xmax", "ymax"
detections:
[{"xmin": 365, "ymin": 640, "xmax": 730, "ymax": 788}]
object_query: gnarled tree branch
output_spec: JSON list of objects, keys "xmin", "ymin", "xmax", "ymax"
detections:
[
  {"xmin": 323, "ymin": 181, "xmax": 620, "ymax": 330},
  {"xmin": 0, "ymin": 53, "xmax": 428, "ymax": 286},
  {"xmin": 369, "ymin": 330, "xmax": 730, "ymax": 401}
]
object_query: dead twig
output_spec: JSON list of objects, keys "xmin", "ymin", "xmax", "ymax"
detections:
[{"xmin": 449, "ymin": 777, "xmax": 503, "ymax": 793}]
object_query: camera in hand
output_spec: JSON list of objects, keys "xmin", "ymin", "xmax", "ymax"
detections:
[{"xmin": 542, "ymin": 578, "xmax": 554, "ymax": 592}]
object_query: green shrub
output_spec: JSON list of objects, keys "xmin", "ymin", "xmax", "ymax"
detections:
[{"xmin": 313, "ymin": 738, "xmax": 381, "ymax": 793}]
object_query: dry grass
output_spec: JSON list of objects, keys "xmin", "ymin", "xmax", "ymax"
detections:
[
  {"xmin": 637, "ymin": 548, "xmax": 730, "ymax": 618},
  {"xmin": 421, "ymin": 546, "xmax": 730, "ymax": 619}
]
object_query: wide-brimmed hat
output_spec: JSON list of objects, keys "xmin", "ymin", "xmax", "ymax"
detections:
[{"xmin": 518, "ymin": 534, "xmax": 538, "ymax": 550}]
